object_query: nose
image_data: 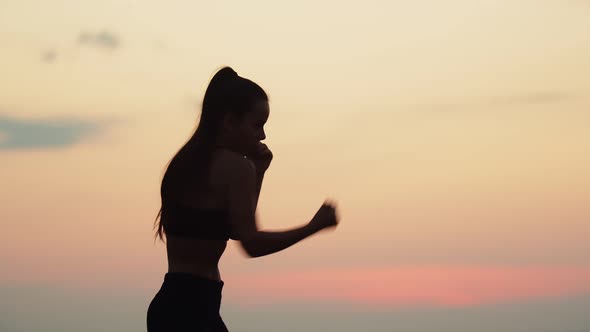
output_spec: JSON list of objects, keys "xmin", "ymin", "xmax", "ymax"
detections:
[{"xmin": 260, "ymin": 129, "xmax": 266, "ymax": 141}]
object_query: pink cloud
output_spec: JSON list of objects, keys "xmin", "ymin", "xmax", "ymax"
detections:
[
  {"xmin": 224, "ymin": 266, "xmax": 590, "ymax": 308},
  {"xmin": 5, "ymin": 263, "xmax": 590, "ymax": 309}
]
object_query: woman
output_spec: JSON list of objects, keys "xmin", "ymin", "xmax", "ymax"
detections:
[{"xmin": 146, "ymin": 66, "xmax": 340, "ymax": 331}]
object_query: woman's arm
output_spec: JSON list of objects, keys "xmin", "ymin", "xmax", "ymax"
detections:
[
  {"xmin": 226, "ymin": 155, "xmax": 332, "ymax": 258},
  {"xmin": 242, "ymin": 223, "xmax": 319, "ymax": 258}
]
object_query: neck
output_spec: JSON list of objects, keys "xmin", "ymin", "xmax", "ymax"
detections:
[{"xmin": 215, "ymin": 142, "xmax": 245, "ymax": 156}]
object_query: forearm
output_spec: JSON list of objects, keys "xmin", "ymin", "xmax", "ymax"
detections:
[
  {"xmin": 243, "ymin": 223, "xmax": 319, "ymax": 258},
  {"xmin": 247, "ymin": 171, "xmax": 319, "ymax": 257}
]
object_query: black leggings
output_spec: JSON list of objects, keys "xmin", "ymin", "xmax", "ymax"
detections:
[{"xmin": 147, "ymin": 272, "xmax": 228, "ymax": 332}]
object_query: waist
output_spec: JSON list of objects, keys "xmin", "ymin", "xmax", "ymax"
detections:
[
  {"xmin": 163, "ymin": 272, "xmax": 224, "ymax": 288},
  {"xmin": 168, "ymin": 261, "xmax": 222, "ymax": 281}
]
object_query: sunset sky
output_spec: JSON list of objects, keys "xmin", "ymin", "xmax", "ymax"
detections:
[{"xmin": 1, "ymin": 1, "xmax": 590, "ymax": 331}]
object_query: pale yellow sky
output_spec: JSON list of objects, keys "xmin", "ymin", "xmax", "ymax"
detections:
[{"xmin": 1, "ymin": 0, "xmax": 589, "ymax": 116}]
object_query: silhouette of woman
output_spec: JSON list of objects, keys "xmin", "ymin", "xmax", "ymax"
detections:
[{"xmin": 146, "ymin": 66, "xmax": 340, "ymax": 331}]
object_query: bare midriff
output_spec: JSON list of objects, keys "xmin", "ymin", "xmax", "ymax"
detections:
[{"xmin": 166, "ymin": 236, "xmax": 227, "ymax": 281}]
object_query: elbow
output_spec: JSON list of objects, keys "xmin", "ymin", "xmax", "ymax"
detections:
[
  {"xmin": 240, "ymin": 238, "xmax": 265, "ymax": 258},
  {"xmin": 245, "ymin": 250, "xmax": 264, "ymax": 258}
]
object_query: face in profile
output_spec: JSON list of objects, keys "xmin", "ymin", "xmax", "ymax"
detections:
[{"xmin": 226, "ymin": 100, "xmax": 269, "ymax": 155}]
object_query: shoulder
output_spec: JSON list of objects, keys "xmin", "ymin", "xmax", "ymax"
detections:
[{"xmin": 212, "ymin": 149, "xmax": 256, "ymax": 182}]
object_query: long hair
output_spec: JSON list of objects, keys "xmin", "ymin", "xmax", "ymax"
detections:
[{"xmin": 153, "ymin": 66, "xmax": 268, "ymax": 242}]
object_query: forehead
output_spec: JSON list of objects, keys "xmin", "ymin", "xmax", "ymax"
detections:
[{"xmin": 248, "ymin": 100, "xmax": 270, "ymax": 121}]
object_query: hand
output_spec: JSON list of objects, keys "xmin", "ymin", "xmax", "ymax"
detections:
[
  {"xmin": 309, "ymin": 199, "xmax": 339, "ymax": 233},
  {"xmin": 247, "ymin": 142, "xmax": 273, "ymax": 175}
]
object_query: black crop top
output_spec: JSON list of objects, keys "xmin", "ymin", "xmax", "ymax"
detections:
[{"xmin": 162, "ymin": 203, "xmax": 232, "ymax": 240}]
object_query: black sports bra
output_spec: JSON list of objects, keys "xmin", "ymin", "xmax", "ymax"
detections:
[{"xmin": 162, "ymin": 203, "xmax": 232, "ymax": 241}]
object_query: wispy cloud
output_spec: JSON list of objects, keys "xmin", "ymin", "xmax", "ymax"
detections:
[
  {"xmin": 0, "ymin": 114, "xmax": 108, "ymax": 150},
  {"xmin": 77, "ymin": 30, "xmax": 120, "ymax": 50},
  {"xmin": 40, "ymin": 49, "xmax": 57, "ymax": 63},
  {"xmin": 484, "ymin": 92, "xmax": 573, "ymax": 107},
  {"xmin": 39, "ymin": 30, "xmax": 120, "ymax": 63},
  {"xmin": 415, "ymin": 91, "xmax": 576, "ymax": 113}
]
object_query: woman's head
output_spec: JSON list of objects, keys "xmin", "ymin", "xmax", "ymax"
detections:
[{"xmin": 197, "ymin": 67, "xmax": 269, "ymax": 155}]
